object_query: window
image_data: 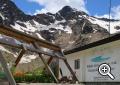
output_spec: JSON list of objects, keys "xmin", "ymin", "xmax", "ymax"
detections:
[{"xmin": 74, "ymin": 59, "xmax": 80, "ymax": 69}]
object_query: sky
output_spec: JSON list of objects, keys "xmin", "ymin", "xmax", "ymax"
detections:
[{"xmin": 12, "ymin": 0, "xmax": 120, "ymax": 19}]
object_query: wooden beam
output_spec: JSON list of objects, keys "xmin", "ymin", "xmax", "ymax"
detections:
[
  {"xmin": 0, "ymin": 51, "xmax": 16, "ymax": 85},
  {"xmin": 33, "ymin": 43, "xmax": 59, "ymax": 83},
  {"xmin": 14, "ymin": 45, "xmax": 26, "ymax": 67},
  {"xmin": 0, "ymin": 39, "xmax": 65, "ymax": 60},
  {"xmin": 0, "ymin": 25, "xmax": 61, "ymax": 51}
]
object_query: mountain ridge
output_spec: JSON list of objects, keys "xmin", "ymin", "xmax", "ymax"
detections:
[{"xmin": 0, "ymin": 0, "xmax": 120, "ymax": 66}]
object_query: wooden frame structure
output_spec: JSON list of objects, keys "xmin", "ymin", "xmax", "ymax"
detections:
[{"xmin": 0, "ymin": 25, "xmax": 79, "ymax": 85}]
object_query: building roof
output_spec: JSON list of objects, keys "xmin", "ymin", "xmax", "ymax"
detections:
[{"xmin": 64, "ymin": 33, "xmax": 120, "ymax": 55}]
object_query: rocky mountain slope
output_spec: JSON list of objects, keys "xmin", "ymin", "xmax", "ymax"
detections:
[{"xmin": 0, "ymin": 0, "xmax": 120, "ymax": 71}]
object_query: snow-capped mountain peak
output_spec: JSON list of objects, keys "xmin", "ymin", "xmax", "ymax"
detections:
[{"xmin": 0, "ymin": 0, "xmax": 120, "ymax": 64}]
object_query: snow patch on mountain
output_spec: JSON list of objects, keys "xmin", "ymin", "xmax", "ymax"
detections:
[
  {"xmin": 11, "ymin": 19, "xmax": 72, "ymax": 38},
  {"xmin": 0, "ymin": 0, "xmax": 120, "ymax": 65},
  {"xmin": 88, "ymin": 17, "xmax": 120, "ymax": 34},
  {"xmin": 20, "ymin": 54, "xmax": 38, "ymax": 63},
  {"xmin": 0, "ymin": 12, "xmax": 5, "ymax": 20},
  {"xmin": 36, "ymin": 33, "xmax": 45, "ymax": 40},
  {"xmin": 0, "ymin": 45, "xmax": 39, "ymax": 64},
  {"xmin": 11, "ymin": 23, "xmax": 25, "ymax": 32},
  {"xmin": 11, "ymin": 20, "xmax": 38, "ymax": 33}
]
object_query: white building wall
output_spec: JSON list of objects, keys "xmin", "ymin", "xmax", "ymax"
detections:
[{"xmin": 59, "ymin": 40, "xmax": 120, "ymax": 82}]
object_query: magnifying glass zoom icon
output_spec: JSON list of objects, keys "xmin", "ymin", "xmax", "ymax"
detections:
[
  {"xmin": 107, "ymin": 72, "xmax": 114, "ymax": 79},
  {"xmin": 98, "ymin": 63, "xmax": 115, "ymax": 80}
]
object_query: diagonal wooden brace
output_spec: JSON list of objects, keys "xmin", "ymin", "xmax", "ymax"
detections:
[
  {"xmin": 45, "ymin": 57, "xmax": 59, "ymax": 79},
  {"xmin": 0, "ymin": 51, "xmax": 16, "ymax": 85},
  {"xmin": 43, "ymin": 57, "xmax": 53, "ymax": 70},
  {"xmin": 47, "ymin": 57, "xmax": 53, "ymax": 65},
  {"xmin": 46, "ymin": 51, "xmax": 66, "ymax": 67},
  {"xmin": 39, "ymin": 54, "xmax": 59, "ymax": 83},
  {"xmin": 60, "ymin": 50, "xmax": 80, "ymax": 82},
  {"xmin": 14, "ymin": 44, "xmax": 27, "ymax": 67},
  {"xmin": 33, "ymin": 42, "xmax": 59, "ymax": 83},
  {"xmin": 44, "ymin": 56, "xmax": 59, "ymax": 79}
]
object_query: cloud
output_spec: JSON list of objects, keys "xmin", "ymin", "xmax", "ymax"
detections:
[
  {"xmin": 28, "ymin": 0, "xmax": 88, "ymax": 15},
  {"xmin": 111, "ymin": 5, "xmax": 120, "ymax": 19},
  {"xmin": 95, "ymin": 5, "xmax": 120, "ymax": 20},
  {"xmin": 95, "ymin": 14, "xmax": 112, "ymax": 19}
]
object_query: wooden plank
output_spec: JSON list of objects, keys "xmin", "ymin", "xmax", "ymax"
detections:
[
  {"xmin": 0, "ymin": 25, "xmax": 61, "ymax": 51},
  {"xmin": 33, "ymin": 43, "xmax": 59, "ymax": 83},
  {"xmin": 14, "ymin": 45, "xmax": 26, "ymax": 67},
  {"xmin": 0, "ymin": 51, "xmax": 16, "ymax": 85}
]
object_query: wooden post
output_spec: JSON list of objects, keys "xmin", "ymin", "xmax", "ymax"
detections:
[
  {"xmin": 33, "ymin": 42, "xmax": 59, "ymax": 83},
  {"xmin": 0, "ymin": 51, "xmax": 16, "ymax": 85},
  {"xmin": 14, "ymin": 45, "xmax": 26, "ymax": 67}
]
